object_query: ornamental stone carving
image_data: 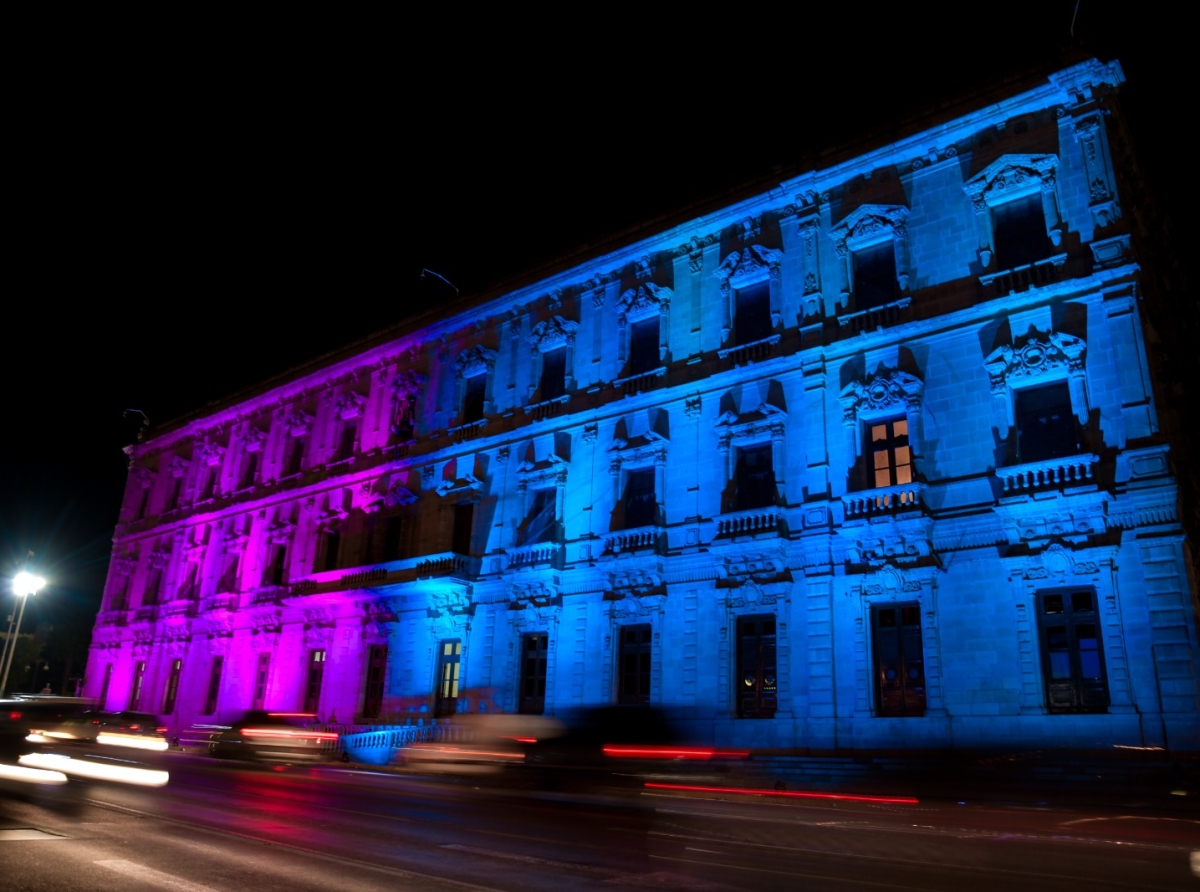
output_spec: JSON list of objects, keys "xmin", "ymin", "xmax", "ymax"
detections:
[
  {"xmin": 168, "ymin": 455, "xmax": 191, "ymax": 478},
  {"xmin": 675, "ymin": 233, "xmax": 717, "ymax": 274},
  {"xmin": 714, "ymin": 245, "xmax": 784, "ymax": 296},
  {"xmin": 839, "ymin": 369, "xmax": 924, "ymax": 426},
  {"xmin": 829, "ymin": 205, "xmax": 909, "ymax": 255},
  {"xmin": 527, "ymin": 316, "xmax": 579, "ymax": 351},
  {"xmin": 390, "ymin": 370, "xmax": 427, "ymax": 407},
  {"xmin": 197, "ymin": 441, "xmax": 225, "ymax": 467},
  {"xmin": 335, "ymin": 391, "xmax": 367, "ymax": 421},
  {"xmin": 615, "ymin": 283, "xmax": 672, "ymax": 325},
  {"xmin": 285, "ymin": 410, "xmax": 313, "ymax": 437},
  {"xmin": 453, "ymin": 345, "xmax": 498, "ymax": 379},
  {"xmin": 983, "ymin": 326, "xmax": 1089, "ymax": 430},
  {"xmin": 242, "ymin": 426, "xmax": 266, "ymax": 453}
]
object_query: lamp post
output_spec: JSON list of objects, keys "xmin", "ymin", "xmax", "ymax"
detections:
[{"xmin": 0, "ymin": 571, "xmax": 46, "ymax": 697}]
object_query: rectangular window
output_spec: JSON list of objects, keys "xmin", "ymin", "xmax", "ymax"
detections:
[
  {"xmin": 853, "ymin": 242, "xmax": 898, "ymax": 310},
  {"xmin": 735, "ymin": 444, "xmax": 775, "ymax": 511},
  {"xmin": 239, "ymin": 451, "xmax": 259, "ymax": 490},
  {"xmin": 363, "ymin": 644, "xmax": 387, "ymax": 719},
  {"xmin": 217, "ymin": 554, "xmax": 240, "ymax": 594},
  {"xmin": 111, "ymin": 576, "xmax": 131, "ymax": 612},
  {"xmin": 162, "ymin": 658, "xmax": 182, "ymax": 715},
  {"xmin": 628, "ymin": 316, "xmax": 660, "ymax": 376},
  {"xmin": 285, "ymin": 435, "xmax": 306, "ymax": 477},
  {"xmin": 176, "ymin": 564, "xmax": 198, "ymax": 601},
  {"xmin": 265, "ymin": 545, "xmax": 288, "ymax": 586},
  {"xmin": 252, "ymin": 652, "xmax": 271, "ymax": 710},
  {"xmin": 1016, "ymin": 382, "xmax": 1076, "ymax": 463},
  {"xmin": 623, "ymin": 468, "xmax": 656, "ymax": 529},
  {"xmin": 98, "ymin": 663, "xmax": 113, "ymax": 710},
  {"xmin": 870, "ymin": 418, "xmax": 912, "ymax": 488},
  {"xmin": 993, "ymin": 192, "xmax": 1047, "ymax": 270},
  {"xmin": 128, "ymin": 661, "xmax": 146, "ymax": 711},
  {"xmin": 518, "ymin": 633, "xmax": 548, "ymax": 715},
  {"xmin": 304, "ymin": 650, "xmax": 326, "ymax": 714},
  {"xmin": 452, "ymin": 502, "xmax": 474, "ymax": 556},
  {"xmin": 735, "ymin": 281, "xmax": 772, "ymax": 345},
  {"xmin": 199, "ymin": 468, "xmax": 217, "ymax": 501},
  {"xmin": 737, "ymin": 615, "xmax": 777, "ymax": 718},
  {"xmin": 873, "ymin": 603, "xmax": 926, "ymax": 717},
  {"xmin": 540, "ymin": 346, "xmax": 566, "ymax": 401},
  {"xmin": 168, "ymin": 477, "xmax": 183, "ymax": 510},
  {"xmin": 135, "ymin": 488, "xmax": 150, "ymax": 521},
  {"xmin": 383, "ymin": 516, "xmax": 408, "ymax": 561},
  {"xmin": 317, "ymin": 529, "xmax": 341, "ymax": 573},
  {"xmin": 335, "ymin": 420, "xmax": 357, "ymax": 462},
  {"xmin": 619, "ymin": 624, "xmax": 652, "ymax": 705},
  {"xmin": 435, "ymin": 640, "xmax": 461, "ymax": 718},
  {"xmin": 203, "ymin": 656, "xmax": 223, "ymax": 716},
  {"xmin": 518, "ymin": 487, "xmax": 557, "ymax": 545},
  {"xmin": 143, "ymin": 568, "xmax": 162, "ymax": 607},
  {"xmin": 463, "ymin": 373, "xmax": 486, "ymax": 423},
  {"xmin": 1038, "ymin": 590, "xmax": 1109, "ymax": 713}
]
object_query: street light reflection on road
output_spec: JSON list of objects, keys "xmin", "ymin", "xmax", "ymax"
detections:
[{"xmin": 19, "ymin": 752, "xmax": 169, "ymax": 787}]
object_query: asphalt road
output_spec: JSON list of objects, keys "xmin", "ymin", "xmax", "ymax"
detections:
[{"xmin": 1, "ymin": 752, "xmax": 1198, "ymax": 891}]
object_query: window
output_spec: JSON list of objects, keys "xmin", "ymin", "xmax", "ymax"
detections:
[
  {"xmin": 540, "ymin": 346, "xmax": 566, "ymax": 400},
  {"xmin": 518, "ymin": 487, "xmax": 557, "ymax": 545},
  {"xmin": 265, "ymin": 545, "xmax": 288, "ymax": 587},
  {"xmin": 168, "ymin": 477, "xmax": 183, "ymax": 510},
  {"xmin": 462, "ymin": 373, "xmax": 486, "ymax": 423},
  {"xmin": 134, "ymin": 488, "xmax": 150, "ymax": 521},
  {"xmin": 128, "ymin": 661, "xmax": 146, "ymax": 711},
  {"xmin": 519, "ymin": 633, "xmax": 548, "ymax": 714},
  {"xmin": 1037, "ymin": 591, "xmax": 1109, "ymax": 713},
  {"xmin": 622, "ymin": 468, "xmax": 656, "ymax": 529},
  {"xmin": 285, "ymin": 435, "xmax": 306, "ymax": 477},
  {"xmin": 628, "ymin": 316, "xmax": 660, "ymax": 376},
  {"xmin": 452, "ymin": 503, "xmax": 474, "ymax": 555},
  {"xmin": 239, "ymin": 451, "xmax": 258, "ymax": 489},
  {"xmin": 252, "ymin": 652, "xmax": 270, "ymax": 710},
  {"xmin": 217, "ymin": 554, "xmax": 239, "ymax": 594},
  {"xmin": 737, "ymin": 615, "xmax": 777, "ymax": 718},
  {"xmin": 734, "ymin": 281, "xmax": 772, "ymax": 345},
  {"xmin": 435, "ymin": 640, "xmax": 461, "ymax": 717},
  {"xmin": 870, "ymin": 418, "xmax": 912, "ymax": 488},
  {"xmin": 199, "ymin": 468, "xmax": 217, "ymax": 501},
  {"xmin": 203, "ymin": 656, "xmax": 223, "ymax": 716},
  {"xmin": 334, "ymin": 419, "xmax": 357, "ymax": 462},
  {"xmin": 304, "ymin": 650, "xmax": 326, "ymax": 714},
  {"xmin": 872, "ymin": 603, "xmax": 925, "ymax": 717},
  {"xmin": 316, "ymin": 529, "xmax": 341, "ymax": 573},
  {"xmin": 852, "ymin": 241, "xmax": 898, "ymax": 310},
  {"xmin": 98, "ymin": 664, "xmax": 113, "ymax": 710},
  {"xmin": 618, "ymin": 625, "xmax": 652, "ymax": 705},
  {"xmin": 176, "ymin": 564, "xmax": 198, "ymax": 601},
  {"xmin": 143, "ymin": 568, "xmax": 162, "ymax": 607},
  {"xmin": 383, "ymin": 516, "xmax": 408, "ymax": 561},
  {"xmin": 992, "ymin": 191, "xmax": 1048, "ymax": 270},
  {"xmin": 735, "ymin": 444, "xmax": 775, "ymax": 511},
  {"xmin": 111, "ymin": 576, "xmax": 131, "ymax": 611},
  {"xmin": 162, "ymin": 658, "xmax": 182, "ymax": 715},
  {"xmin": 1016, "ymin": 382, "xmax": 1077, "ymax": 463},
  {"xmin": 363, "ymin": 644, "xmax": 387, "ymax": 719}
]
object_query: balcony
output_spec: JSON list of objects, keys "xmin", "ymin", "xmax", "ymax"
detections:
[
  {"xmin": 202, "ymin": 593, "xmax": 239, "ymax": 613},
  {"xmin": 603, "ymin": 525, "xmax": 664, "ymax": 555},
  {"xmin": 979, "ymin": 252, "xmax": 1066, "ymax": 297},
  {"xmin": 506, "ymin": 542, "xmax": 562, "ymax": 570},
  {"xmin": 132, "ymin": 606, "xmax": 158, "ymax": 623},
  {"xmin": 718, "ymin": 334, "xmax": 780, "ymax": 367},
  {"xmin": 842, "ymin": 483, "xmax": 925, "ymax": 519},
  {"xmin": 524, "ymin": 394, "xmax": 570, "ymax": 422},
  {"xmin": 447, "ymin": 419, "xmax": 487, "ymax": 444},
  {"xmin": 249, "ymin": 584, "xmax": 288, "ymax": 605},
  {"xmin": 96, "ymin": 609, "xmax": 128, "ymax": 627},
  {"xmin": 838, "ymin": 296, "xmax": 912, "ymax": 334},
  {"xmin": 997, "ymin": 453, "xmax": 1099, "ymax": 493},
  {"xmin": 717, "ymin": 506, "xmax": 780, "ymax": 538},
  {"xmin": 415, "ymin": 552, "xmax": 480, "ymax": 580},
  {"xmin": 613, "ymin": 366, "xmax": 665, "ymax": 398},
  {"xmin": 161, "ymin": 599, "xmax": 199, "ymax": 618}
]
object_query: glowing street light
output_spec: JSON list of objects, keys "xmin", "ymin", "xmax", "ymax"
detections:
[{"xmin": 0, "ymin": 571, "xmax": 46, "ymax": 697}]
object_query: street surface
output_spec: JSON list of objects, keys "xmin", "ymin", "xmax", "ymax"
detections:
[{"xmin": 2, "ymin": 752, "xmax": 1198, "ymax": 891}]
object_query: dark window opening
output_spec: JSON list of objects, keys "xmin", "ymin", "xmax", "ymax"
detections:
[
  {"xmin": 203, "ymin": 656, "xmax": 223, "ymax": 716},
  {"xmin": 629, "ymin": 316, "xmax": 660, "ymax": 376},
  {"xmin": 383, "ymin": 516, "xmax": 409, "ymax": 561},
  {"xmin": 435, "ymin": 640, "xmax": 461, "ymax": 718},
  {"xmin": 735, "ymin": 281, "xmax": 772, "ymax": 345},
  {"xmin": 1038, "ymin": 590, "xmax": 1109, "ymax": 713},
  {"xmin": 394, "ymin": 402, "xmax": 416, "ymax": 440},
  {"xmin": 176, "ymin": 564, "xmax": 198, "ymax": 601},
  {"xmin": 217, "ymin": 554, "xmax": 239, "ymax": 594},
  {"xmin": 98, "ymin": 664, "xmax": 113, "ymax": 710},
  {"xmin": 873, "ymin": 603, "xmax": 926, "ymax": 716},
  {"xmin": 266, "ymin": 545, "xmax": 288, "ymax": 587},
  {"xmin": 540, "ymin": 346, "xmax": 567, "ymax": 401},
  {"xmin": 870, "ymin": 418, "xmax": 912, "ymax": 489},
  {"xmin": 162, "ymin": 658, "xmax": 182, "ymax": 715},
  {"xmin": 993, "ymin": 192, "xmax": 1048, "ymax": 270},
  {"xmin": 239, "ymin": 452, "xmax": 258, "ymax": 490},
  {"xmin": 253, "ymin": 652, "xmax": 270, "ymax": 711},
  {"xmin": 619, "ymin": 624, "xmax": 652, "ymax": 705},
  {"xmin": 623, "ymin": 468, "xmax": 657, "ymax": 529},
  {"xmin": 317, "ymin": 529, "xmax": 341, "ymax": 573},
  {"xmin": 135, "ymin": 488, "xmax": 150, "ymax": 521},
  {"xmin": 519, "ymin": 633, "xmax": 548, "ymax": 714},
  {"xmin": 463, "ymin": 374, "xmax": 486, "ymax": 423},
  {"xmin": 199, "ymin": 469, "xmax": 217, "ymax": 501},
  {"xmin": 304, "ymin": 650, "xmax": 326, "ymax": 714},
  {"xmin": 335, "ymin": 421, "xmax": 357, "ymax": 462},
  {"xmin": 168, "ymin": 477, "xmax": 183, "ymax": 511},
  {"xmin": 738, "ymin": 615, "xmax": 777, "ymax": 718},
  {"xmin": 285, "ymin": 436, "xmax": 306, "ymax": 477},
  {"xmin": 129, "ymin": 661, "xmax": 146, "ymax": 711},
  {"xmin": 735, "ymin": 444, "xmax": 775, "ymax": 511},
  {"xmin": 1016, "ymin": 382, "xmax": 1077, "ymax": 463},
  {"xmin": 853, "ymin": 242, "xmax": 898, "ymax": 310},
  {"xmin": 363, "ymin": 644, "xmax": 387, "ymax": 719},
  {"xmin": 143, "ymin": 569, "xmax": 162, "ymax": 607},
  {"xmin": 518, "ymin": 487, "xmax": 557, "ymax": 545},
  {"xmin": 111, "ymin": 576, "xmax": 131, "ymax": 612},
  {"xmin": 452, "ymin": 503, "xmax": 474, "ymax": 556}
]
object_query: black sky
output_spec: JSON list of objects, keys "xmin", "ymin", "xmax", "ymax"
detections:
[{"xmin": 2, "ymin": 4, "xmax": 1190, "ymax": 677}]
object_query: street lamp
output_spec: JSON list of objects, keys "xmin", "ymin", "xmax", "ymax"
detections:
[{"xmin": 0, "ymin": 571, "xmax": 46, "ymax": 697}]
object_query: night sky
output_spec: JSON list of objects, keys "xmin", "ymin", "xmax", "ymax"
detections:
[{"xmin": 2, "ymin": 5, "xmax": 1189, "ymax": 690}]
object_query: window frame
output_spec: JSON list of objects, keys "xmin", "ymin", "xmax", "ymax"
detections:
[
  {"xmin": 963, "ymin": 154, "xmax": 1063, "ymax": 272},
  {"xmin": 1036, "ymin": 589, "xmax": 1110, "ymax": 714},
  {"xmin": 518, "ymin": 632, "xmax": 548, "ymax": 715},
  {"xmin": 435, "ymin": 639, "xmax": 462, "ymax": 718},
  {"xmin": 618, "ymin": 624, "xmax": 653, "ymax": 705},
  {"xmin": 871, "ymin": 602, "xmax": 926, "ymax": 717},
  {"xmin": 736, "ymin": 614, "xmax": 778, "ymax": 719}
]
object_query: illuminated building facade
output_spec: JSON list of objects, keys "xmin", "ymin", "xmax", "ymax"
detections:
[{"xmin": 86, "ymin": 59, "xmax": 1200, "ymax": 751}]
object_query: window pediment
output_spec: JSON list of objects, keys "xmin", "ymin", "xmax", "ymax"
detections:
[
  {"xmin": 436, "ymin": 473, "xmax": 483, "ymax": 498},
  {"xmin": 715, "ymin": 402, "xmax": 787, "ymax": 443},
  {"xmin": 964, "ymin": 154, "xmax": 1058, "ymax": 208},
  {"xmin": 829, "ymin": 205, "xmax": 908, "ymax": 253},
  {"xmin": 284, "ymin": 410, "xmax": 313, "ymax": 437},
  {"xmin": 839, "ymin": 369, "xmax": 924, "ymax": 426},
  {"xmin": 517, "ymin": 453, "xmax": 567, "ymax": 490},
  {"xmin": 714, "ymin": 245, "xmax": 783, "ymax": 295},
  {"xmin": 527, "ymin": 316, "xmax": 578, "ymax": 350},
  {"xmin": 168, "ymin": 456, "xmax": 191, "ymax": 478},
  {"xmin": 616, "ymin": 283, "xmax": 671, "ymax": 323},
  {"xmin": 454, "ymin": 345, "xmax": 498, "ymax": 378},
  {"xmin": 242, "ymin": 427, "xmax": 265, "ymax": 453},
  {"xmin": 607, "ymin": 430, "xmax": 668, "ymax": 466},
  {"xmin": 984, "ymin": 327, "xmax": 1086, "ymax": 392},
  {"xmin": 335, "ymin": 391, "xmax": 366, "ymax": 421}
]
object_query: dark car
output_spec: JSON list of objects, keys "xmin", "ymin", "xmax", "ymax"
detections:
[
  {"xmin": 0, "ymin": 698, "xmax": 91, "ymax": 755},
  {"xmin": 208, "ymin": 711, "xmax": 338, "ymax": 763},
  {"xmin": 27, "ymin": 709, "xmax": 168, "ymax": 751}
]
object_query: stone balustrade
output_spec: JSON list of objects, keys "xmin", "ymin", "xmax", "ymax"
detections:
[
  {"xmin": 506, "ymin": 542, "xmax": 562, "ymax": 569},
  {"xmin": 843, "ymin": 483, "xmax": 925, "ymax": 518},
  {"xmin": 998, "ymin": 453, "xmax": 1099, "ymax": 492},
  {"xmin": 613, "ymin": 366, "xmax": 665, "ymax": 397},
  {"xmin": 717, "ymin": 506, "xmax": 779, "ymax": 537},
  {"xmin": 603, "ymin": 525, "xmax": 663, "ymax": 555},
  {"xmin": 718, "ymin": 334, "xmax": 781, "ymax": 366}
]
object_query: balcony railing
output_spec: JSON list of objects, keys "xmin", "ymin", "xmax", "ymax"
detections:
[
  {"xmin": 717, "ymin": 506, "xmax": 780, "ymax": 537},
  {"xmin": 202, "ymin": 593, "xmax": 239, "ymax": 613},
  {"xmin": 842, "ymin": 483, "xmax": 925, "ymax": 519},
  {"xmin": 979, "ymin": 253, "xmax": 1066, "ymax": 296},
  {"xmin": 507, "ymin": 541, "xmax": 562, "ymax": 570},
  {"xmin": 415, "ymin": 552, "xmax": 479, "ymax": 580},
  {"xmin": 603, "ymin": 525, "xmax": 663, "ymax": 555},
  {"xmin": 96, "ymin": 609, "xmax": 128, "ymax": 627},
  {"xmin": 249, "ymin": 584, "xmax": 288, "ymax": 605},
  {"xmin": 838, "ymin": 296, "xmax": 912, "ymax": 334},
  {"xmin": 161, "ymin": 599, "xmax": 198, "ymax": 618},
  {"xmin": 718, "ymin": 334, "xmax": 780, "ymax": 366},
  {"xmin": 524, "ymin": 394, "xmax": 569, "ymax": 422},
  {"xmin": 133, "ymin": 606, "xmax": 158, "ymax": 623},
  {"xmin": 613, "ymin": 366, "xmax": 666, "ymax": 398},
  {"xmin": 998, "ymin": 453, "xmax": 1099, "ymax": 493},
  {"xmin": 448, "ymin": 419, "xmax": 487, "ymax": 443}
]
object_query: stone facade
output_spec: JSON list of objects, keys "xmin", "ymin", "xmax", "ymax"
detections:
[{"xmin": 86, "ymin": 58, "xmax": 1200, "ymax": 752}]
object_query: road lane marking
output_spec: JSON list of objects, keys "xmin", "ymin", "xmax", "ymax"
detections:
[
  {"xmin": 0, "ymin": 829, "xmax": 66, "ymax": 840},
  {"xmin": 95, "ymin": 860, "xmax": 221, "ymax": 892}
]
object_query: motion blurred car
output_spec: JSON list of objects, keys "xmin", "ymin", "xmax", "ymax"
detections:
[
  {"xmin": 0, "ymin": 697, "xmax": 91, "ymax": 755},
  {"xmin": 399, "ymin": 714, "xmax": 563, "ymax": 776},
  {"xmin": 208, "ymin": 711, "xmax": 338, "ymax": 764},
  {"xmin": 29, "ymin": 710, "xmax": 169, "ymax": 751}
]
